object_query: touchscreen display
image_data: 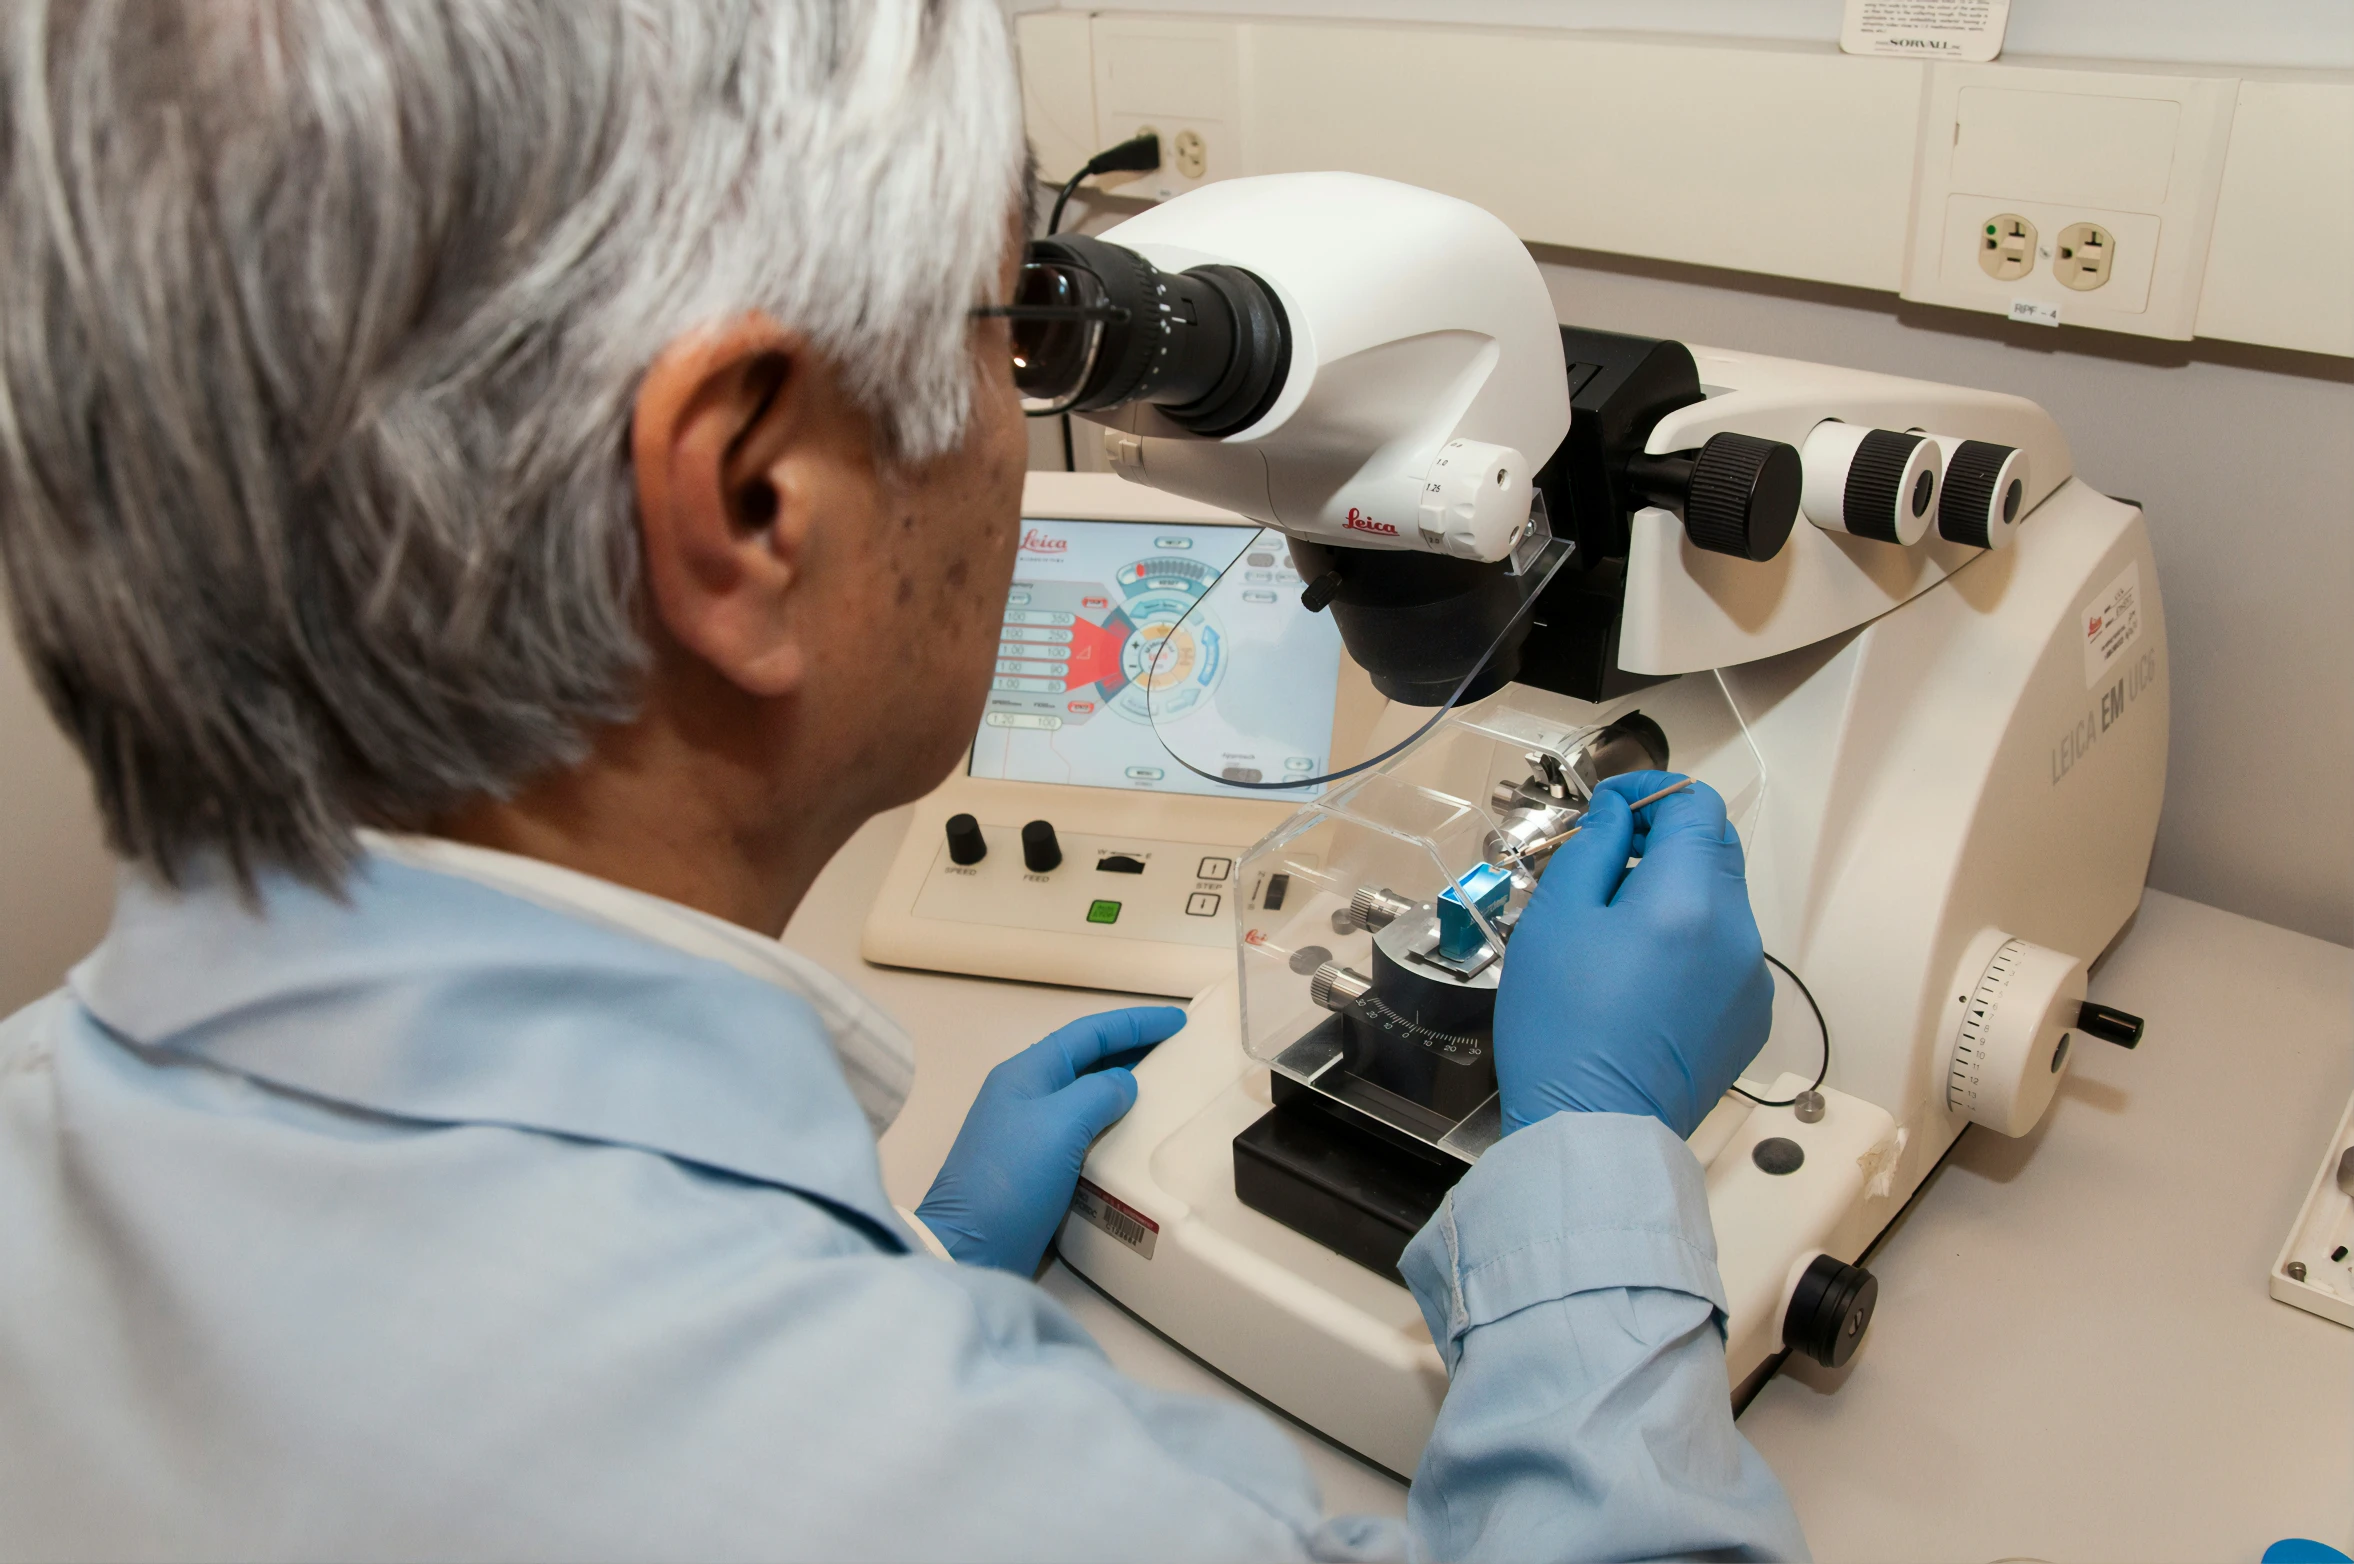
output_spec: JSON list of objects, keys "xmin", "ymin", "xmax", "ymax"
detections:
[{"xmin": 968, "ymin": 517, "xmax": 1343, "ymax": 800}]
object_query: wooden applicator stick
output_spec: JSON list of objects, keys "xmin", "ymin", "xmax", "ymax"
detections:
[{"xmin": 1519, "ymin": 776, "xmax": 1695, "ymax": 861}]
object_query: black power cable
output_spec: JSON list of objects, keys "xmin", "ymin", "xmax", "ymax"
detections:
[
  {"xmin": 1046, "ymin": 131, "xmax": 1161, "ymax": 237},
  {"xmin": 1046, "ymin": 133, "xmax": 1161, "ymax": 471},
  {"xmin": 1730, "ymin": 952, "xmax": 1832, "ymax": 1108}
]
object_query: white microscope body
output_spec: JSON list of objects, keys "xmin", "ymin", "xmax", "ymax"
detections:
[
  {"xmin": 1088, "ymin": 172, "xmax": 1568, "ymax": 564},
  {"xmin": 1041, "ymin": 174, "xmax": 2167, "ymax": 1476}
]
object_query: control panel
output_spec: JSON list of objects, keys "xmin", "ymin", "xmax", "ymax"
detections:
[
  {"xmin": 915, "ymin": 813, "xmax": 1279, "ymax": 950},
  {"xmin": 860, "ymin": 472, "xmax": 1381, "ymax": 998},
  {"xmin": 864, "ymin": 785, "xmax": 1307, "ymax": 996}
]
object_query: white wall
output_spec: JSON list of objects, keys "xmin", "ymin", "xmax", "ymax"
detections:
[
  {"xmin": 1033, "ymin": 193, "xmax": 2354, "ymax": 946},
  {"xmin": 1020, "ymin": 0, "xmax": 2354, "ymax": 70}
]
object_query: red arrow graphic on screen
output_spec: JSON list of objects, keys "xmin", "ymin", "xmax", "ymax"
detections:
[{"xmin": 1064, "ymin": 608, "xmax": 1133, "ymax": 696}]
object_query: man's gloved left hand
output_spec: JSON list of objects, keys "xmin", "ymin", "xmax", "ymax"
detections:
[{"xmin": 916, "ymin": 1006, "xmax": 1185, "ymax": 1273}]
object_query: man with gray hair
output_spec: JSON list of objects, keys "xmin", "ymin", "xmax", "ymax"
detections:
[{"xmin": 0, "ymin": 1, "xmax": 1805, "ymax": 1558}]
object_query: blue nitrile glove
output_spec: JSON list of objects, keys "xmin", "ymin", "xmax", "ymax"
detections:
[
  {"xmin": 1493, "ymin": 770, "xmax": 1773, "ymax": 1138},
  {"xmin": 916, "ymin": 1006, "xmax": 1185, "ymax": 1273}
]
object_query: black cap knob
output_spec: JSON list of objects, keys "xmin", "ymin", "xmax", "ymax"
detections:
[
  {"xmin": 1783, "ymin": 1253, "xmax": 1878, "ymax": 1369},
  {"xmin": 944, "ymin": 813, "xmax": 986, "ymax": 866},
  {"xmin": 2076, "ymin": 1000, "xmax": 2143, "ymax": 1049},
  {"xmin": 1625, "ymin": 432, "xmax": 1801, "ymax": 563},
  {"xmin": 1683, "ymin": 432, "xmax": 1800, "ymax": 561},
  {"xmin": 1021, "ymin": 819, "xmax": 1062, "ymax": 873}
]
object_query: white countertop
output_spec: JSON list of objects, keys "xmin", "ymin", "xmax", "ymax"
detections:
[{"xmin": 786, "ymin": 806, "xmax": 2354, "ymax": 1560}]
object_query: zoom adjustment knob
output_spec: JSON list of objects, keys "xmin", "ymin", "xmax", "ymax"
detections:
[
  {"xmin": 1021, "ymin": 819, "xmax": 1062, "ymax": 873},
  {"xmin": 1624, "ymin": 432, "xmax": 1801, "ymax": 562},
  {"xmin": 1415, "ymin": 438, "xmax": 1533, "ymax": 561},
  {"xmin": 944, "ymin": 813, "xmax": 987, "ymax": 866}
]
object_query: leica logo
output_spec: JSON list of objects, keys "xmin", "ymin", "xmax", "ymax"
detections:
[
  {"xmin": 1342, "ymin": 508, "xmax": 1397, "ymax": 537},
  {"xmin": 1020, "ymin": 529, "xmax": 1069, "ymax": 553}
]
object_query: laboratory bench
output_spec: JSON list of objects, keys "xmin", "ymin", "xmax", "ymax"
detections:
[{"xmin": 787, "ymin": 805, "xmax": 2354, "ymax": 1563}]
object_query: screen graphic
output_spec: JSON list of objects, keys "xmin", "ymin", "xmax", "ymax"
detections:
[{"xmin": 968, "ymin": 518, "xmax": 1343, "ymax": 799}]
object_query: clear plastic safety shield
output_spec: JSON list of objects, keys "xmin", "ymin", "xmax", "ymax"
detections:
[
  {"xmin": 1141, "ymin": 514, "xmax": 1574, "ymax": 796},
  {"xmin": 1231, "ymin": 676, "xmax": 1768, "ymax": 1163}
]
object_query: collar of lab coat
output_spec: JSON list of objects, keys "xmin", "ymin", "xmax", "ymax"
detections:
[
  {"xmin": 356, "ymin": 831, "xmax": 915, "ymax": 1135},
  {"xmin": 71, "ymin": 849, "xmax": 917, "ymax": 1252}
]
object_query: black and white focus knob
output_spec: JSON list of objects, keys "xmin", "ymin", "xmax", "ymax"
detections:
[
  {"xmin": 1928, "ymin": 435, "xmax": 2030, "ymax": 550},
  {"xmin": 944, "ymin": 813, "xmax": 987, "ymax": 866},
  {"xmin": 1021, "ymin": 819, "xmax": 1062, "ymax": 873},
  {"xmin": 1799, "ymin": 422, "xmax": 1942, "ymax": 546},
  {"xmin": 1946, "ymin": 935, "xmax": 2087, "ymax": 1137},
  {"xmin": 1623, "ymin": 431, "xmax": 1802, "ymax": 562}
]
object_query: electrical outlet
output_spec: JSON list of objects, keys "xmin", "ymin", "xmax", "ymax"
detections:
[
  {"xmin": 1173, "ymin": 129, "xmax": 1208, "ymax": 181},
  {"xmin": 1111, "ymin": 123, "xmax": 1209, "ymax": 191},
  {"xmin": 2054, "ymin": 221, "xmax": 2115, "ymax": 290},
  {"xmin": 1977, "ymin": 214, "xmax": 2037, "ymax": 281},
  {"xmin": 1934, "ymin": 193, "xmax": 2160, "ymax": 315},
  {"xmin": 1095, "ymin": 116, "xmax": 1220, "ymax": 202}
]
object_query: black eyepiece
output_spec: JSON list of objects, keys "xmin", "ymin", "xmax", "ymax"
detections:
[{"xmin": 1003, "ymin": 235, "xmax": 1290, "ymax": 437}]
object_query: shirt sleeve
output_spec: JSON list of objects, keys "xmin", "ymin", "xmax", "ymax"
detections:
[{"xmin": 1394, "ymin": 1111, "xmax": 1811, "ymax": 1563}]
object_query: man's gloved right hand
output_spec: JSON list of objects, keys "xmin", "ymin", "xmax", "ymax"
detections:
[{"xmin": 1493, "ymin": 771, "xmax": 1773, "ymax": 1139}]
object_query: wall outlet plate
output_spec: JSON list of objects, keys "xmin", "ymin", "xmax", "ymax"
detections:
[{"xmin": 1902, "ymin": 63, "xmax": 2238, "ymax": 338}]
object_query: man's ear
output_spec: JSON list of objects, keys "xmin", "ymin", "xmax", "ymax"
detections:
[{"xmin": 632, "ymin": 316, "xmax": 843, "ymax": 698}]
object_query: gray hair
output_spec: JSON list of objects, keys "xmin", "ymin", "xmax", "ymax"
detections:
[{"xmin": 0, "ymin": 0, "xmax": 1026, "ymax": 886}]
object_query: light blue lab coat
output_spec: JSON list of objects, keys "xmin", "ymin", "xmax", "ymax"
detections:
[{"xmin": 0, "ymin": 851, "xmax": 1805, "ymax": 1561}]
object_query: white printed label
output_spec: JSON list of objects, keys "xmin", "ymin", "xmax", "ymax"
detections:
[
  {"xmin": 2009, "ymin": 299, "xmax": 2062, "ymax": 328},
  {"xmin": 1070, "ymin": 1177, "xmax": 1158, "ymax": 1259},
  {"xmin": 2082, "ymin": 562, "xmax": 2143, "ymax": 688},
  {"xmin": 1842, "ymin": 0, "xmax": 2010, "ymax": 61}
]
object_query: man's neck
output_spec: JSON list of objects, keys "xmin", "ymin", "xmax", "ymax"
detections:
[{"xmin": 432, "ymin": 680, "xmax": 856, "ymax": 938}]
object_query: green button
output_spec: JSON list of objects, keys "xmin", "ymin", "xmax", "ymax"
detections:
[{"xmin": 1086, "ymin": 899, "xmax": 1122, "ymax": 925}]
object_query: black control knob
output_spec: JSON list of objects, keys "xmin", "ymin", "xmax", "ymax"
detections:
[
  {"xmin": 1625, "ymin": 431, "xmax": 1801, "ymax": 563},
  {"xmin": 1782, "ymin": 1253, "xmax": 1878, "ymax": 1369},
  {"xmin": 1021, "ymin": 819, "xmax": 1062, "ymax": 873},
  {"xmin": 1779, "ymin": 1253, "xmax": 1873, "ymax": 1366},
  {"xmin": 2076, "ymin": 1000, "xmax": 2144, "ymax": 1049},
  {"xmin": 1936, "ymin": 438, "xmax": 2029, "ymax": 550},
  {"xmin": 944, "ymin": 813, "xmax": 987, "ymax": 866}
]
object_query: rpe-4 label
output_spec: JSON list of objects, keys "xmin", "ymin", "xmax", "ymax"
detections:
[
  {"xmin": 1070, "ymin": 1178, "xmax": 1158, "ymax": 1259},
  {"xmin": 2081, "ymin": 562, "xmax": 2143, "ymax": 688}
]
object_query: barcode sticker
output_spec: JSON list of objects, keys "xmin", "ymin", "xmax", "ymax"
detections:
[{"xmin": 1070, "ymin": 1177, "xmax": 1158, "ymax": 1259}]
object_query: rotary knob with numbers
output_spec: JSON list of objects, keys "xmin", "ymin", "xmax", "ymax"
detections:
[
  {"xmin": 1416, "ymin": 439, "xmax": 1531, "ymax": 561},
  {"xmin": 1945, "ymin": 935, "xmax": 2089, "ymax": 1137}
]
